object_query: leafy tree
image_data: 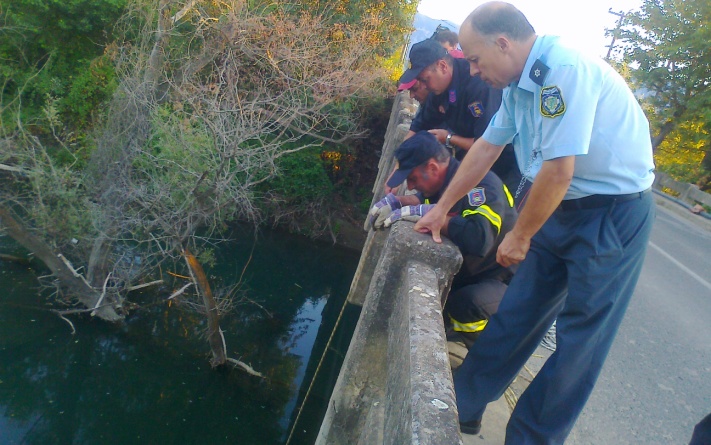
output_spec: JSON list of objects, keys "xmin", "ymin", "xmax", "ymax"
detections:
[
  {"xmin": 1, "ymin": 0, "xmax": 415, "ymax": 366},
  {"xmin": 617, "ymin": 0, "xmax": 711, "ymax": 176},
  {"xmin": 0, "ymin": 0, "xmax": 126, "ymax": 112}
]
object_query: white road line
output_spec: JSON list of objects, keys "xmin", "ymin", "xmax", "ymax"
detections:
[{"xmin": 649, "ymin": 241, "xmax": 711, "ymax": 292}]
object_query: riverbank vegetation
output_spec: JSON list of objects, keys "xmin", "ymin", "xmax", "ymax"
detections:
[{"xmin": 0, "ymin": 0, "xmax": 416, "ymax": 366}]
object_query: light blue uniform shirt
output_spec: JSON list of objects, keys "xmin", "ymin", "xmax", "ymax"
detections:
[{"xmin": 483, "ymin": 35, "xmax": 655, "ymax": 199}]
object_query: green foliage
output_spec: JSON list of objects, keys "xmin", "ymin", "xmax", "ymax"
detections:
[
  {"xmin": 619, "ymin": 0, "xmax": 711, "ymax": 146},
  {"xmin": 197, "ymin": 248, "xmax": 217, "ymax": 269},
  {"xmin": 61, "ymin": 54, "xmax": 118, "ymax": 129},
  {"xmin": 266, "ymin": 146, "xmax": 334, "ymax": 203},
  {"xmin": 654, "ymin": 120, "xmax": 707, "ymax": 183},
  {"xmin": 0, "ymin": 0, "xmax": 126, "ymax": 126},
  {"xmin": 134, "ymin": 104, "xmax": 217, "ymax": 207},
  {"xmin": 0, "ymin": 132, "xmax": 95, "ymax": 251},
  {"xmin": 2, "ymin": 0, "xmax": 418, "ymax": 291},
  {"xmin": 278, "ymin": 0, "xmax": 417, "ymax": 57},
  {"xmin": 1, "ymin": 0, "xmax": 126, "ymax": 65},
  {"xmin": 29, "ymin": 168, "xmax": 94, "ymax": 246}
]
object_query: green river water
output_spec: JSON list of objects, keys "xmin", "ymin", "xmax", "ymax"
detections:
[{"xmin": 0, "ymin": 227, "xmax": 361, "ymax": 445}]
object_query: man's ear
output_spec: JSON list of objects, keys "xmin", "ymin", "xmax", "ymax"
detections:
[
  {"xmin": 496, "ymin": 36, "xmax": 510, "ymax": 52},
  {"xmin": 437, "ymin": 58, "xmax": 449, "ymax": 73}
]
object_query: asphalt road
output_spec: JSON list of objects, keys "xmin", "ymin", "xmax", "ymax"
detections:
[
  {"xmin": 567, "ymin": 198, "xmax": 711, "ymax": 444},
  {"xmin": 463, "ymin": 195, "xmax": 711, "ymax": 445}
]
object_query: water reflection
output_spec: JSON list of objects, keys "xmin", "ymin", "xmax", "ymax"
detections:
[{"xmin": 0, "ymin": 228, "xmax": 360, "ymax": 445}]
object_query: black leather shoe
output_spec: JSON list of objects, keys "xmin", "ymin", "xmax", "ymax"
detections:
[{"xmin": 460, "ymin": 418, "xmax": 482, "ymax": 435}]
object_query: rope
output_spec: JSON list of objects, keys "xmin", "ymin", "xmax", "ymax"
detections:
[{"xmin": 284, "ymin": 294, "xmax": 351, "ymax": 445}]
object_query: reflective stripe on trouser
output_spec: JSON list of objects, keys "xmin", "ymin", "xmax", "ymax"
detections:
[
  {"xmin": 445, "ymin": 278, "xmax": 508, "ymax": 333},
  {"xmin": 449, "ymin": 316, "xmax": 488, "ymax": 333},
  {"xmin": 453, "ymin": 192, "xmax": 655, "ymax": 445}
]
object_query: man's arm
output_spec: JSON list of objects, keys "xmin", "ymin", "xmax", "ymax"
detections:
[
  {"xmin": 414, "ymin": 137, "xmax": 504, "ymax": 242},
  {"xmin": 427, "ymin": 129, "xmax": 475, "ymax": 152},
  {"xmin": 496, "ymin": 156, "xmax": 574, "ymax": 267}
]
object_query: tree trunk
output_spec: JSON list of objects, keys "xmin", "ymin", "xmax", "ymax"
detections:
[
  {"xmin": 183, "ymin": 248, "xmax": 227, "ymax": 367},
  {"xmin": 651, "ymin": 119, "xmax": 677, "ymax": 153},
  {"xmin": 87, "ymin": 235, "xmax": 112, "ymax": 287},
  {"xmin": 144, "ymin": 0, "xmax": 171, "ymax": 88},
  {"xmin": 0, "ymin": 204, "xmax": 122, "ymax": 322},
  {"xmin": 701, "ymin": 143, "xmax": 711, "ymax": 172}
]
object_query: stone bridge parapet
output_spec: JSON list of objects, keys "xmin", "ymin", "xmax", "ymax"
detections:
[{"xmin": 316, "ymin": 93, "xmax": 465, "ymax": 445}]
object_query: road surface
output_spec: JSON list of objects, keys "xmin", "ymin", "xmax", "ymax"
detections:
[{"xmin": 462, "ymin": 194, "xmax": 711, "ymax": 444}]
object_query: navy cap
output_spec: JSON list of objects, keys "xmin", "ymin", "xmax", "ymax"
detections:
[
  {"xmin": 399, "ymin": 39, "xmax": 448, "ymax": 85},
  {"xmin": 387, "ymin": 131, "xmax": 444, "ymax": 188}
]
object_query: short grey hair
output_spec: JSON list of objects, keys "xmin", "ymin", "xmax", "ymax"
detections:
[{"xmin": 465, "ymin": 1, "xmax": 535, "ymax": 41}]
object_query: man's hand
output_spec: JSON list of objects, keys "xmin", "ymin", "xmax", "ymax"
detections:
[
  {"xmin": 383, "ymin": 204, "xmax": 435, "ymax": 227},
  {"xmin": 496, "ymin": 230, "xmax": 531, "ymax": 267},
  {"xmin": 384, "ymin": 184, "xmax": 399, "ymax": 195},
  {"xmin": 413, "ymin": 205, "xmax": 447, "ymax": 243},
  {"xmin": 365, "ymin": 193, "xmax": 402, "ymax": 231},
  {"xmin": 428, "ymin": 129, "xmax": 448, "ymax": 144}
]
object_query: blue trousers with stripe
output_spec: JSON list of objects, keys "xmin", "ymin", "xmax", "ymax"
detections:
[{"xmin": 453, "ymin": 192, "xmax": 655, "ymax": 444}]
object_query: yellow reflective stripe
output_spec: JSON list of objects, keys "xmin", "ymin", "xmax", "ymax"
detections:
[
  {"xmin": 461, "ymin": 204, "xmax": 502, "ymax": 234},
  {"xmin": 503, "ymin": 184, "xmax": 514, "ymax": 207},
  {"xmin": 424, "ymin": 198, "xmax": 430, "ymax": 204},
  {"xmin": 449, "ymin": 315, "xmax": 488, "ymax": 333}
]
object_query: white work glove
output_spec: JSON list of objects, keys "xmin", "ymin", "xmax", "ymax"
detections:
[
  {"xmin": 383, "ymin": 204, "xmax": 436, "ymax": 227},
  {"xmin": 364, "ymin": 193, "xmax": 402, "ymax": 231}
]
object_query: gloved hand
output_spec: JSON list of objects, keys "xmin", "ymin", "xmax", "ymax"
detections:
[
  {"xmin": 383, "ymin": 204, "xmax": 436, "ymax": 227},
  {"xmin": 365, "ymin": 193, "xmax": 402, "ymax": 231}
]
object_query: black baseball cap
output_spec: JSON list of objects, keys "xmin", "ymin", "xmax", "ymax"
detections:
[
  {"xmin": 387, "ymin": 131, "xmax": 444, "ymax": 188},
  {"xmin": 399, "ymin": 39, "xmax": 448, "ymax": 85}
]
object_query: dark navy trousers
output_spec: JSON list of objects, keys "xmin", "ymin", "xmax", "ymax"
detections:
[{"xmin": 453, "ymin": 192, "xmax": 655, "ymax": 444}]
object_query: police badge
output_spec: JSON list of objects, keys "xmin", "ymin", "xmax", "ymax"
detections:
[
  {"xmin": 468, "ymin": 101, "xmax": 484, "ymax": 118},
  {"xmin": 467, "ymin": 187, "xmax": 486, "ymax": 206},
  {"xmin": 540, "ymin": 86, "xmax": 565, "ymax": 118}
]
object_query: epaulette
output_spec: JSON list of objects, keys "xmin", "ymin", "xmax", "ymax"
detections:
[{"xmin": 529, "ymin": 59, "xmax": 550, "ymax": 86}]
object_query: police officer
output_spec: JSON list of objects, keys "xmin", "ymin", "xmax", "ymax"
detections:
[
  {"xmin": 367, "ymin": 131, "xmax": 517, "ymax": 346},
  {"xmin": 415, "ymin": 2, "xmax": 656, "ymax": 442},
  {"xmin": 400, "ymin": 38, "xmax": 498, "ymax": 159},
  {"xmin": 397, "ymin": 78, "xmax": 429, "ymax": 105},
  {"xmin": 392, "ymin": 39, "xmax": 522, "ymax": 201}
]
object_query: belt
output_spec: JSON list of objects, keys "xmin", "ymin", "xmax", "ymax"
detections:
[{"xmin": 558, "ymin": 188, "xmax": 650, "ymax": 211}]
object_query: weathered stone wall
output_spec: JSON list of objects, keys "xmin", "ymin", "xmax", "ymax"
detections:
[
  {"xmin": 653, "ymin": 171, "xmax": 711, "ymax": 209},
  {"xmin": 316, "ymin": 93, "xmax": 465, "ymax": 445}
]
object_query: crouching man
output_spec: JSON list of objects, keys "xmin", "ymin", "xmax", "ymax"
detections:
[{"xmin": 367, "ymin": 131, "xmax": 518, "ymax": 346}]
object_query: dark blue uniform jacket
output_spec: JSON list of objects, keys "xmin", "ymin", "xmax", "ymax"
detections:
[
  {"xmin": 417, "ymin": 159, "xmax": 518, "ymax": 284},
  {"xmin": 410, "ymin": 58, "xmax": 500, "ymax": 140}
]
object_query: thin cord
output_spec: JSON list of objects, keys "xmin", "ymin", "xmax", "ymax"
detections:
[{"xmin": 284, "ymin": 294, "xmax": 351, "ymax": 445}]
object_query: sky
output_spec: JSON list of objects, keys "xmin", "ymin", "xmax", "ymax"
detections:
[{"xmin": 416, "ymin": 0, "xmax": 643, "ymax": 58}]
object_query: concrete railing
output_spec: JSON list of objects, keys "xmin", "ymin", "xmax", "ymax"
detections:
[
  {"xmin": 653, "ymin": 171, "xmax": 711, "ymax": 218},
  {"xmin": 316, "ymin": 94, "xmax": 465, "ymax": 445}
]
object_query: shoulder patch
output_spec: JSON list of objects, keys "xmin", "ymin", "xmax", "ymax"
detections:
[
  {"xmin": 468, "ymin": 101, "xmax": 484, "ymax": 118},
  {"xmin": 540, "ymin": 86, "xmax": 566, "ymax": 118},
  {"xmin": 529, "ymin": 59, "xmax": 549, "ymax": 86},
  {"xmin": 467, "ymin": 187, "xmax": 486, "ymax": 207}
]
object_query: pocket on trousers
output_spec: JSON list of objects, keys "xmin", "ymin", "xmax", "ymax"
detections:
[{"xmin": 595, "ymin": 208, "xmax": 624, "ymax": 258}]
